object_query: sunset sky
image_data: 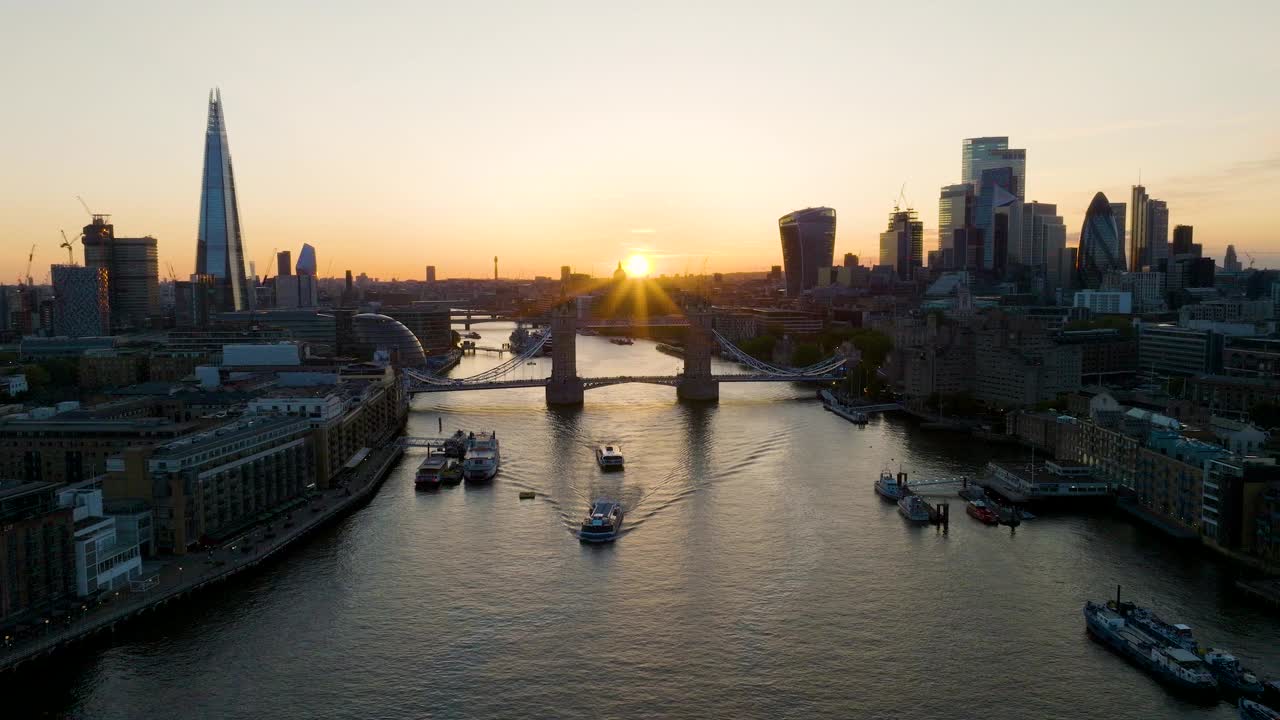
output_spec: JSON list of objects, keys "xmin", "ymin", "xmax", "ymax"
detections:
[{"xmin": 3, "ymin": 1, "xmax": 1279, "ymax": 281}]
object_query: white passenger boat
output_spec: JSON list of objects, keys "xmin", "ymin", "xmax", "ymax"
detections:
[{"xmin": 595, "ymin": 445, "xmax": 624, "ymax": 470}]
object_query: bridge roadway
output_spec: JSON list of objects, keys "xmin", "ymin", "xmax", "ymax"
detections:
[{"xmin": 408, "ymin": 372, "xmax": 843, "ymax": 393}]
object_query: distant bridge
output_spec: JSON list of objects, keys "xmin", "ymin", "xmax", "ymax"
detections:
[{"xmin": 404, "ymin": 305, "xmax": 851, "ymax": 405}]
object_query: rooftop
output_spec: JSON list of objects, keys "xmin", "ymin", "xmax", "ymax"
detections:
[{"xmin": 0, "ymin": 480, "xmax": 60, "ymax": 501}]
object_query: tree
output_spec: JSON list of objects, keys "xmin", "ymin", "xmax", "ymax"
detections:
[
  {"xmin": 737, "ymin": 335, "xmax": 777, "ymax": 362},
  {"xmin": 791, "ymin": 343, "xmax": 823, "ymax": 368}
]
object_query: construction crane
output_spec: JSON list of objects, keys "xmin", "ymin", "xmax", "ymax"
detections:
[
  {"xmin": 24, "ymin": 244, "xmax": 36, "ymax": 286},
  {"xmin": 1245, "ymin": 252, "xmax": 1256, "ymax": 269},
  {"xmin": 59, "ymin": 230, "xmax": 76, "ymax": 265},
  {"xmin": 166, "ymin": 262, "xmax": 178, "ymax": 282}
]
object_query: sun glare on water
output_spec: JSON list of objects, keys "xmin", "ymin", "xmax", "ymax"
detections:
[{"xmin": 625, "ymin": 254, "xmax": 651, "ymax": 277}]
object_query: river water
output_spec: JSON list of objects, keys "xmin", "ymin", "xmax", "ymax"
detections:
[{"xmin": 18, "ymin": 323, "xmax": 1280, "ymax": 719}]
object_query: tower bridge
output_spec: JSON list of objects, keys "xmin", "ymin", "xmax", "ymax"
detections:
[{"xmin": 405, "ymin": 304, "xmax": 849, "ymax": 406}]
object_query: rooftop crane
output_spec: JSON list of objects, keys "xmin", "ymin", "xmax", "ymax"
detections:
[
  {"xmin": 166, "ymin": 262, "xmax": 178, "ymax": 282},
  {"xmin": 25, "ymin": 244, "xmax": 36, "ymax": 286},
  {"xmin": 59, "ymin": 230, "xmax": 76, "ymax": 265},
  {"xmin": 1245, "ymin": 252, "xmax": 1256, "ymax": 269}
]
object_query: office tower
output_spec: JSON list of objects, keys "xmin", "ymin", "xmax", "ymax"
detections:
[
  {"xmin": 962, "ymin": 136, "xmax": 1026, "ymax": 200},
  {"xmin": 879, "ymin": 207, "xmax": 923, "ymax": 281},
  {"xmin": 80, "ymin": 215, "xmax": 159, "ymax": 330},
  {"xmin": 1146, "ymin": 199, "xmax": 1169, "ymax": 267},
  {"xmin": 778, "ymin": 207, "xmax": 836, "ymax": 296},
  {"xmin": 1129, "ymin": 185, "xmax": 1148, "ymax": 271},
  {"xmin": 1076, "ymin": 192, "xmax": 1125, "ymax": 288},
  {"xmin": 559, "ymin": 266, "xmax": 570, "ymax": 283},
  {"xmin": 974, "ymin": 168, "xmax": 1021, "ymax": 272},
  {"xmin": 1224, "ymin": 245, "xmax": 1242, "ymax": 272},
  {"xmin": 1172, "ymin": 225, "xmax": 1194, "ymax": 256},
  {"xmin": 1020, "ymin": 201, "xmax": 1066, "ymax": 294},
  {"xmin": 494, "ymin": 256, "xmax": 498, "ymax": 280},
  {"xmin": 768, "ymin": 265, "xmax": 782, "ymax": 283},
  {"xmin": 174, "ymin": 274, "xmax": 220, "ymax": 328},
  {"xmin": 195, "ymin": 88, "xmax": 249, "ymax": 311},
  {"xmin": 276, "ymin": 251, "xmax": 292, "ymax": 278},
  {"xmin": 1109, "ymin": 202, "xmax": 1126, "ymax": 262},
  {"xmin": 296, "ymin": 244, "xmax": 317, "ymax": 275},
  {"xmin": 51, "ymin": 265, "xmax": 110, "ymax": 336},
  {"xmin": 427, "ymin": 266, "xmax": 438, "ymax": 283},
  {"xmin": 843, "ymin": 253, "xmax": 858, "ymax": 268},
  {"xmin": 937, "ymin": 184, "xmax": 973, "ymax": 269}
]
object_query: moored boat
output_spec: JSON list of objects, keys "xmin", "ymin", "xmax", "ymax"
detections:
[
  {"xmin": 463, "ymin": 431, "xmax": 501, "ymax": 482},
  {"xmin": 442, "ymin": 430, "xmax": 468, "ymax": 458},
  {"xmin": 965, "ymin": 499, "xmax": 999, "ymax": 525},
  {"xmin": 579, "ymin": 499, "xmax": 624, "ymax": 542},
  {"xmin": 415, "ymin": 455, "xmax": 453, "ymax": 490},
  {"xmin": 898, "ymin": 495, "xmax": 930, "ymax": 523},
  {"xmin": 1204, "ymin": 649, "xmax": 1266, "ymax": 698},
  {"xmin": 875, "ymin": 470, "xmax": 905, "ymax": 501},
  {"xmin": 1083, "ymin": 588, "xmax": 1218, "ymax": 702},
  {"xmin": 1240, "ymin": 699, "xmax": 1280, "ymax": 720}
]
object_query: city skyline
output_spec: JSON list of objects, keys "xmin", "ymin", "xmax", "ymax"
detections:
[{"xmin": 3, "ymin": 2, "xmax": 1279, "ymax": 281}]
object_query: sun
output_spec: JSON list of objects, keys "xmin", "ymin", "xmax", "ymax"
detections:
[{"xmin": 624, "ymin": 254, "xmax": 651, "ymax": 277}]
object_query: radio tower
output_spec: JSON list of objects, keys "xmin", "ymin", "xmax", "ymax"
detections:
[{"xmin": 494, "ymin": 256, "xmax": 498, "ymax": 280}]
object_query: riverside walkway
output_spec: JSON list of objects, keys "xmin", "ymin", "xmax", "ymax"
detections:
[{"xmin": 0, "ymin": 435, "xmax": 406, "ymax": 674}]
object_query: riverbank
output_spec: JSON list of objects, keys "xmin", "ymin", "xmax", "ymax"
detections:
[{"xmin": 0, "ymin": 434, "xmax": 406, "ymax": 675}]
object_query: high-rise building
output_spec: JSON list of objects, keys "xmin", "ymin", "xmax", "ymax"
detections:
[
  {"xmin": 778, "ymin": 207, "xmax": 836, "ymax": 297},
  {"xmin": 1076, "ymin": 192, "xmax": 1125, "ymax": 289},
  {"xmin": 296, "ymin": 244, "xmax": 317, "ymax": 276},
  {"xmin": 879, "ymin": 207, "xmax": 923, "ymax": 281},
  {"xmin": 1224, "ymin": 245, "xmax": 1242, "ymax": 272},
  {"xmin": 843, "ymin": 253, "xmax": 859, "ymax": 268},
  {"xmin": 1129, "ymin": 185, "xmax": 1149, "ymax": 271},
  {"xmin": 427, "ymin": 266, "xmax": 438, "ymax": 283},
  {"xmin": 81, "ymin": 215, "xmax": 159, "ymax": 330},
  {"xmin": 276, "ymin": 250, "xmax": 292, "ymax": 278},
  {"xmin": 937, "ymin": 183, "xmax": 973, "ymax": 269},
  {"xmin": 195, "ymin": 88, "xmax": 249, "ymax": 311},
  {"xmin": 974, "ymin": 168, "xmax": 1021, "ymax": 271},
  {"xmin": 51, "ymin": 265, "xmax": 110, "ymax": 337},
  {"xmin": 1146, "ymin": 199, "xmax": 1169, "ymax": 267},
  {"xmin": 962, "ymin": 136, "xmax": 1026, "ymax": 199},
  {"xmin": 1109, "ymin": 202, "xmax": 1126, "ymax": 262},
  {"xmin": 1172, "ymin": 225, "xmax": 1195, "ymax": 256},
  {"xmin": 1019, "ymin": 202, "xmax": 1064, "ymax": 266}
]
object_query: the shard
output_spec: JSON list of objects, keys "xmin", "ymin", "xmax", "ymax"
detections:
[{"xmin": 195, "ymin": 88, "xmax": 249, "ymax": 310}]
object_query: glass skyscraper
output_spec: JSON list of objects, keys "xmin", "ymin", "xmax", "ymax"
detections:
[
  {"xmin": 962, "ymin": 136, "xmax": 1026, "ymax": 200},
  {"xmin": 1076, "ymin": 192, "xmax": 1125, "ymax": 288},
  {"xmin": 196, "ymin": 88, "xmax": 249, "ymax": 311},
  {"xmin": 937, "ymin": 184, "xmax": 972, "ymax": 268},
  {"xmin": 778, "ymin": 207, "xmax": 836, "ymax": 297}
]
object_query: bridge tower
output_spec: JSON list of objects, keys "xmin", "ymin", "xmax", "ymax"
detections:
[
  {"xmin": 545, "ymin": 304, "xmax": 584, "ymax": 405},
  {"xmin": 677, "ymin": 304, "xmax": 719, "ymax": 401}
]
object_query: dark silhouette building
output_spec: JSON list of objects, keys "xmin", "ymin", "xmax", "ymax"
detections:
[
  {"xmin": 1076, "ymin": 192, "xmax": 1125, "ymax": 289},
  {"xmin": 778, "ymin": 207, "xmax": 836, "ymax": 297}
]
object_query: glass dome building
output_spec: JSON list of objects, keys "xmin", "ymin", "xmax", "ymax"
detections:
[
  {"xmin": 1076, "ymin": 192, "xmax": 1125, "ymax": 289},
  {"xmin": 352, "ymin": 313, "xmax": 426, "ymax": 367}
]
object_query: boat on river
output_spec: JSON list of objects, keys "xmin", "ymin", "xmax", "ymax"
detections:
[
  {"xmin": 1203, "ymin": 649, "xmax": 1266, "ymax": 698},
  {"xmin": 965, "ymin": 499, "xmax": 999, "ymax": 525},
  {"xmin": 415, "ymin": 455, "xmax": 453, "ymax": 490},
  {"xmin": 609, "ymin": 337, "xmax": 634, "ymax": 346},
  {"xmin": 579, "ymin": 499, "xmax": 624, "ymax": 542},
  {"xmin": 1239, "ymin": 699, "xmax": 1280, "ymax": 720},
  {"xmin": 1083, "ymin": 588, "xmax": 1218, "ymax": 702},
  {"xmin": 875, "ymin": 470, "xmax": 904, "ymax": 501},
  {"xmin": 898, "ymin": 495, "xmax": 930, "ymax": 523},
  {"xmin": 463, "ymin": 431, "xmax": 500, "ymax": 482},
  {"xmin": 595, "ymin": 445, "xmax": 624, "ymax": 470}
]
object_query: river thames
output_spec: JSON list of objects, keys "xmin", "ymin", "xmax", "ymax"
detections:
[{"xmin": 18, "ymin": 324, "xmax": 1280, "ymax": 719}]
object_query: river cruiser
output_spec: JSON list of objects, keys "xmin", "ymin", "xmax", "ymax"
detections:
[
  {"xmin": 415, "ymin": 455, "xmax": 454, "ymax": 490},
  {"xmin": 875, "ymin": 470, "xmax": 904, "ymax": 501},
  {"xmin": 1083, "ymin": 590, "xmax": 1218, "ymax": 701},
  {"xmin": 1204, "ymin": 649, "xmax": 1266, "ymax": 697},
  {"xmin": 898, "ymin": 495, "xmax": 930, "ymax": 523},
  {"xmin": 1126, "ymin": 606, "xmax": 1198, "ymax": 652},
  {"xmin": 1240, "ymin": 699, "xmax": 1280, "ymax": 720},
  {"xmin": 579, "ymin": 499, "xmax": 624, "ymax": 542},
  {"xmin": 965, "ymin": 499, "xmax": 999, "ymax": 525},
  {"xmin": 443, "ymin": 430, "xmax": 468, "ymax": 458},
  {"xmin": 609, "ymin": 337, "xmax": 634, "ymax": 345},
  {"xmin": 463, "ymin": 431, "xmax": 501, "ymax": 482},
  {"xmin": 596, "ymin": 445, "xmax": 624, "ymax": 470}
]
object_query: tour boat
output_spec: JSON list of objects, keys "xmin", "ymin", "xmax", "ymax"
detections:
[
  {"xmin": 1084, "ymin": 593, "xmax": 1218, "ymax": 701},
  {"xmin": 463, "ymin": 431, "xmax": 500, "ymax": 482},
  {"xmin": 579, "ymin": 499, "xmax": 624, "ymax": 542},
  {"xmin": 1203, "ymin": 649, "xmax": 1266, "ymax": 697},
  {"xmin": 609, "ymin": 337, "xmax": 634, "ymax": 346},
  {"xmin": 595, "ymin": 445, "xmax": 624, "ymax": 470},
  {"xmin": 1240, "ymin": 699, "xmax": 1280, "ymax": 720}
]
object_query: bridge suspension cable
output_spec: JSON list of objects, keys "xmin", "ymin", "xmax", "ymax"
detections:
[
  {"xmin": 711, "ymin": 330, "xmax": 848, "ymax": 377},
  {"xmin": 405, "ymin": 332, "xmax": 551, "ymax": 386}
]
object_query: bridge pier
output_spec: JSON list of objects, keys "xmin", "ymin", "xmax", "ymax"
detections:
[
  {"xmin": 676, "ymin": 304, "xmax": 719, "ymax": 401},
  {"xmin": 545, "ymin": 305, "xmax": 584, "ymax": 406}
]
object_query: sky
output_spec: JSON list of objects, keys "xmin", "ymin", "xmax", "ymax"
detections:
[{"xmin": 3, "ymin": 0, "xmax": 1279, "ymax": 281}]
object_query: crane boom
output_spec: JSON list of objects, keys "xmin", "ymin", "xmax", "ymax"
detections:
[
  {"xmin": 59, "ymin": 230, "xmax": 76, "ymax": 264},
  {"xmin": 25, "ymin": 244, "xmax": 36, "ymax": 286}
]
